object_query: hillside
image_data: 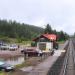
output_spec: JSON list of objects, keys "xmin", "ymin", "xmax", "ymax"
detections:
[{"xmin": 0, "ymin": 20, "xmax": 44, "ymax": 42}]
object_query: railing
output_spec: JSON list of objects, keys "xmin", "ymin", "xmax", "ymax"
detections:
[
  {"xmin": 62, "ymin": 40, "xmax": 69, "ymax": 50},
  {"xmin": 47, "ymin": 40, "xmax": 69, "ymax": 75},
  {"xmin": 60, "ymin": 40, "xmax": 75, "ymax": 75}
]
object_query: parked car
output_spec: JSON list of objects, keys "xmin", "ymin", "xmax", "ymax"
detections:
[
  {"xmin": 9, "ymin": 44, "xmax": 18, "ymax": 50},
  {"xmin": 21, "ymin": 48, "xmax": 43, "ymax": 56},
  {"xmin": 0, "ymin": 44, "xmax": 9, "ymax": 50},
  {"xmin": 21, "ymin": 49, "xmax": 26, "ymax": 53},
  {"xmin": 0, "ymin": 61, "xmax": 15, "ymax": 72}
]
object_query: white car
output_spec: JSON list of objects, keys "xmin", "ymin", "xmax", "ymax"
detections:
[
  {"xmin": 0, "ymin": 44, "xmax": 9, "ymax": 50},
  {"xmin": 9, "ymin": 44, "xmax": 18, "ymax": 50}
]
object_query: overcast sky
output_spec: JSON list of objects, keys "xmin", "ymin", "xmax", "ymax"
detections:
[{"xmin": 0, "ymin": 0, "xmax": 75, "ymax": 34}]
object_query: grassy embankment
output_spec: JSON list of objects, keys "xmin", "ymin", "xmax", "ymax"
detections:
[
  {"xmin": 0, "ymin": 71, "xmax": 16, "ymax": 75},
  {"xmin": 0, "ymin": 71, "xmax": 5, "ymax": 75},
  {"xmin": 57, "ymin": 40, "xmax": 65, "ymax": 44},
  {"xmin": 0, "ymin": 37, "xmax": 32, "ymax": 45},
  {"xmin": 0, "ymin": 72, "xmax": 3, "ymax": 75}
]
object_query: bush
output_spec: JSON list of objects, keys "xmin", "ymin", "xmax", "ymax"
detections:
[{"xmin": 31, "ymin": 42, "xmax": 37, "ymax": 47}]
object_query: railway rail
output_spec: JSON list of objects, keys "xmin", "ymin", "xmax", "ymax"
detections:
[
  {"xmin": 47, "ymin": 39, "xmax": 75, "ymax": 75},
  {"xmin": 47, "ymin": 41, "xmax": 68, "ymax": 75},
  {"xmin": 60, "ymin": 39, "xmax": 75, "ymax": 75}
]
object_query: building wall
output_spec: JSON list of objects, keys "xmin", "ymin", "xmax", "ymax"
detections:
[{"xmin": 37, "ymin": 42, "xmax": 53, "ymax": 52}]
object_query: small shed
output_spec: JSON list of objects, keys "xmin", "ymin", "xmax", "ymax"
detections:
[{"xmin": 33, "ymin": 34, "xmax": 57, "ymax": 52}]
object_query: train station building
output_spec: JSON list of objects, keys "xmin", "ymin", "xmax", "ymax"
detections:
[{"xmin": 33, "ymin": 34, "xmax": 58, "ymax": 52}]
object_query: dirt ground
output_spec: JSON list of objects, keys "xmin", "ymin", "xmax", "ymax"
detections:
[{"xmin": 0, "ymin": 49, "xmax": 23, "ymax": 59}]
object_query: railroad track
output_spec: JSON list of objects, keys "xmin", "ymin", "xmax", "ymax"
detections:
[{"xmin": 60, "ymin": 39, "xmax": 75, "ymax": 75}]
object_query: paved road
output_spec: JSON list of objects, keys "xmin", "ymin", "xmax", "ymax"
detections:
[{"xmin": 59, "ymin": 44, "xmax": 64, "ymax": 49}]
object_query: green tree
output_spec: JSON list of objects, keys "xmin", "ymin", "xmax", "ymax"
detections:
[
  {"xmin": 44, "ymin": 24, "xmax": 52, "ymax": 34},
  {"xmin": 0, "ymin": 19, "xmax": 44, "ymax": 41}
]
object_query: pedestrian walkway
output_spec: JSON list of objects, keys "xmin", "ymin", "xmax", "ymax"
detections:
[{"xmin": 21, "ymin": 50, "xmax": 65, "ymax": 75}]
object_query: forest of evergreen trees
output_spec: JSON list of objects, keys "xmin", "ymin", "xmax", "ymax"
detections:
[
  {"xmin": 0, "ymin": 20, "xmax": 44, "ymax": 42},
  {"xmin": 44, "ymin": 24, "xmax": 69, "ymax": 41},
  {"xmin": 0, "ymin": 19, "xmax": 69, "ymax": 43}
]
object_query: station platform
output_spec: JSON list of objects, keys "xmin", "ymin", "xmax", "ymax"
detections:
[{"xmin": 21, "ymin": 50, "xmax": 65, "ymax": 75}]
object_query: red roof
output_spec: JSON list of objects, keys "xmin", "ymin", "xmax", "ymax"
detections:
[
  {"xmin": 43, "ymin": 34, "xmax": 56, "ymax": 40},
  {"xmin": 33, "ymin": 34, "xmax": 57, "ymax": 41}
]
